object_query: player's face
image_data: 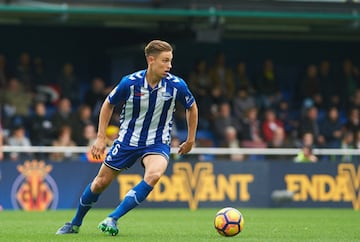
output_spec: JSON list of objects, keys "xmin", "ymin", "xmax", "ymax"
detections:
[{"xmin": 150, "ymin": 51, "xmax": 173, "ymax": 78}]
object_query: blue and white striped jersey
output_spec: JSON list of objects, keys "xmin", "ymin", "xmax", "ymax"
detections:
[{"xmin": 108, "ymin": 69, "xmax": 195, "ymax": 147}]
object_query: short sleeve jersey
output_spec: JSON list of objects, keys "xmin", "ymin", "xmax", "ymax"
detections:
[{"xmin": 108, "ymin": 69, "xmax": 195, "ymax": 147}]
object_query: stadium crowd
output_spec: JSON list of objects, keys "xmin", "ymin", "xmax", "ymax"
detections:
[{"xmin": 0, "ymin": 51, "xmax": 360, "ymax": 162}]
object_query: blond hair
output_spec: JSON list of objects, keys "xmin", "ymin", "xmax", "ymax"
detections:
[{"xmin": 144, "ymin": 40, "xmax": 173, "ymax": 57}]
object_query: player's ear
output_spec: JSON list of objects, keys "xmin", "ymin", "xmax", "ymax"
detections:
[{"xmin": 147, "ymin": 55, "xmax": 155, "ymax": 64}]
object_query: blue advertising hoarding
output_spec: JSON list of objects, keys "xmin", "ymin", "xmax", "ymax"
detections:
[{"xmin": 0, "ymin": 159, "xmax": 359, "ymax": 210}]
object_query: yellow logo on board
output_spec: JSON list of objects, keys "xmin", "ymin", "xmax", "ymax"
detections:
[
  {"xmin": 285, "ymin": 164, "xmax": 360, "ymax": 210},
  {"xmin": 117, "ymin": 162, "xmax": 254, "ymax": 210}
]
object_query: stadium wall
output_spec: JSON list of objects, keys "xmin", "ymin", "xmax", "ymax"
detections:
[{"xmin": 0, "ymin": 159, "xmax": 359, "ymax": 211}]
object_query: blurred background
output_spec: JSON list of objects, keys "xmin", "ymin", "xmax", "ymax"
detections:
[
  {"xmin": 1, "ymin": 0, "xmax": 360, "ymax": 162},
  {"xmin": 1, "ymin": 0, "xmax": 360, "ymax": 211}
]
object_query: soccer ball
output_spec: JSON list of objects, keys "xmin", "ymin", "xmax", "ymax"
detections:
[{"xmin": 214, "ymin": 207, "xmax": 244, "ymax": 237}]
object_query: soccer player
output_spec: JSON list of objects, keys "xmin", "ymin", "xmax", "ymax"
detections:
[{"xmin": 56, "ymin": 40, "xmax": 198, "ymax": 236}]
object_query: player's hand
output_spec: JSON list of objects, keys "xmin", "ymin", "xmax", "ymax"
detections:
[
  {"xmin": 178, "ymin": 140, "xmax": 194, "ymax": 155},
  {"xmin": 90, "ymin": 137, "xmax": 107, "ymax": 160}
]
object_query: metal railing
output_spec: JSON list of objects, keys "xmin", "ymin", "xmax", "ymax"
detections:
[{"xmin": 2, "ymin": 145, "xmax": 360, "ymax": 156}]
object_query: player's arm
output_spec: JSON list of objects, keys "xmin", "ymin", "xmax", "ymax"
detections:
[
  {"xmin": 91, "ymin": 99, "xmax": 114, "ymax": 159},
  {"xmin": 178, "ymin": 102, "xmax": 198, "ymax": 155}
]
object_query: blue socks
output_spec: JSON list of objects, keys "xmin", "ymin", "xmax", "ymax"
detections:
[
  {"xmin": 109, "ymin": 180, "xmax": 153, "ymax": 220},
  {"xmin": 71, "ymin": 183, "xmax": 100, "ymax": 226},
  {"xmin": 70, "ymin": 180, "xmax": 153, "ymax": 225}
]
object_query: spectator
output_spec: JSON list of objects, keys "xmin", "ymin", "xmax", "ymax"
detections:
[
  {"xmin": 276, "ymin": 99, "xmax": 299, "ymax": 136},
  {"xmin": 298, "ymin": 106, "xmax": 325, "ymax": 147},
  {"xmin": 32, "ymin": 57, "xmax": 59, "ymax": 105},
  {"xmin": 343, "ymin": 107, "xmax": 360, "ymax": 139},
  {"xmin": 57, "ymin": 62, "xmax": 80, "ymax": 105},
  {"xmin": 340, "ymin": 131, "xmax": 355, "ymax": 162},
  {"xmin": 188, "ymin": 59, "xmax": 212, "ymax": 129},
  {"xmin": 267, "ymin": 127, "xmax": 292, "ymax": 160},
  {"xmin": 319, "ymin": 106, "xmax": 343, "ymax": 148},
  {"xmin": 355, "ymin": 129, "xmax": 360, "ymax": 149},
  {"xmin": 349, "ymin": 88, "xmax": 360, "ymax": 110},
  {"xmin": 51, "ymin": 97, "xmax": 75, "ymax": 133},
  {"xmin": 0, "ymin": 77, "xmax": 33, "ymax": 128},
  {"xmin": 240, "ymin": 107, "xmax": 266, "ymax": 148},
  {"xmin": 188, "ymin": 59, "xmax": 212, "ymax": 99},
  {"xmin": 261, "ymin": 108, "xmax": 284, "ymax": 144},
  {"xmin": 312, "ymin": 93, "xmax": 326, "ymax": 119},
  {"xmin": 170, "ymin": 136, "xmax": 182, "ymax": 161},
  {"xmin": 211, "ymin": 102, "xmax": 241, "ymax": 147},
  {"xmin": 209, "ymin": 52, "xmax": 235, "ymax": 100},
  {"xmin": 328, "ymin": 94, "xmax": 342, "ymax": 111},
  {"xmin": 28, "ymin": 101, "xmax": 55, "ymax": 146},
  {"xmin": 234, "ymin": 61, "xmax": 254, "ymax": 93},
  {"xmin": 7, "ymin": 125, "xmax": 32, "ymax": 161},
  {"xmin": 223, "ymin": 126, "xmax": 244, "ymax": 161},
  {"xmin": 16, "ymin": 52, "xmax": 32, "ymax": 90},
  {"xmin": 354, "ymin": 130, "xmax": 360, "ymax": 162},
  {"xmin": 32, "ymin": 57, "xmax": 49, "ymax": 86},
  {"xmin": 50, "ymin": 125, "xmax": 77, "ymax": 161},
  {"xmin": 83, "ymin": 123, "xmax": 97, "ymax": 147},
  {"xmin": 299, "ymin": 132, "xmax": 316, "ymax": 148},
  {"xmin": 71, "ymin": 104, "xmax": 93, "ymax": 146},
  {"xmin": 300, "ymin": 64, "xmax": 321, "ymax": 100},
  {"xmin": 27, "ymin": 102, "xmax": 55, "ymax": 159},
  {"xmin": 338, "ymin": 59, "xmax": 359, "ymax": 106},
  {"xmin": 233, "ymin": 86, "xmax": 256, "ymax": 121},
  {"xmin": 83, "ymin": 77, "xmax": 110, "ymax": 122},
  {"xmin": 318, "ymin": 60, "xmax": 337, "ymax": 106},
  {"xmin": 207, "ymin": 85, "xmax": 228, "ymax": 125},
  {"xmin": 255, "ymin": 59, "xmax": 281, "ymax": 109},
  {"xmin": 294, "ymin": 145, "xmax": 318, "ymax": 163},
  {"xmin": 34, "ymin": 84, "xmax": 60, "ymax": 106},
  {"xmin": 0, "ymin": 54, "xmax": 9, "ymax": 88},
  {"xmin": 268, "ymin": 126, "xmax": 288, "ymax": 148}
]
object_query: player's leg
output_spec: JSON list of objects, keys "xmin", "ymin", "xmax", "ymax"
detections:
[
  {"xmin": 99, "ymin": 154, "xmax": 168, "ymax": 235},
  {"xmin": 108, "ymin": 154, "xmax": 168, "ymax": 219},
  {"xmin": 56, "ymin": 164, "xmax": 118, "ymax": 234},
  {"xmin": 72, "ymin": 164, "xmax": 119, "ymax": 225},
  {"xmin": 142, "ymin": 154, "xmax": 169, "ymax": 186}
]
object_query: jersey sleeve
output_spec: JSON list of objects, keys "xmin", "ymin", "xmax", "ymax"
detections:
[
  {"xmin": 176, "ymin": 78, "xmax": 196, "ymax": 109},
  {"xmin": 107, "ymin": 77, "xmax": 130, "ymax": 105}
]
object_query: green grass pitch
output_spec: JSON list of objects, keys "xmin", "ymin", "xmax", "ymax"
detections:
[{"xmin": 0, "ymin": 208, "xmax": 359, "ymax": 242}]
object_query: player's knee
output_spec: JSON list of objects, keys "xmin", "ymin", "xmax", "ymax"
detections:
[
  {"xmin": 91, "ymin": 176, "xmax": 111, "ymax": 193},
  {"xmin": 144, "ymin": 172, "xmax": 162, "ymax": 186}
]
